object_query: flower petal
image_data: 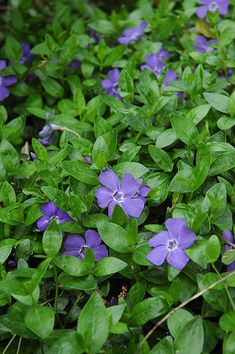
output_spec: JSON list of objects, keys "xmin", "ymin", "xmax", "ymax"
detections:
[
  {"xmin": 93, "ymin": 245, "xmax": 109, "ymax": 261},
  {"xmin": 0, "ymin": 60, "xmax": 7, "ymax": 71},
  {"xmin": 102, "ymin": 79, "xmax": 114, "ymax": 90},
  {"xmin": 165, "ymin": 218, "xmax": 186, "ymax": 240},
  {"xmin": 196, "ymin": 5, "xmax": 208, "ymax": 18},
  {"xmin": 64, "ymin": 234, "xmax": 85, "ymax": 250},
  {"xmin": 167, "ymin": 248, "xmax": 189, "ymax": 270},
  {"xmin": 108, "ymin": 200, "xmax": 117, "ymax": 218},
  {"xmin": 85, "ymin": 230, "xmax": 101, "ymax": 248},
  {"xmin": 118, "ymin": 36, "xmax": 133, "ymax": 45},
  {"xmin": 2, "ymin": 76, "xmax": 17, "ymax": 87},
  {"xmin": 41, "ymin": 201, "xmax": 58, "ymax": 216},
  {"xmin": 121, "ymin": 197, "xmax": 144, "ymax": 218},
  {"xmin": 36, "ymin": 215, "xmax": 51, "ymax": 231},
  {"xmin": 98, "ymin": 169, "xmax": 120, "ymax": 191},
  {"xmin": 0, "ymin": 86, "xmax": 9, "ymax": 101},
  {"xmin": 62, "ymin": 250, "xmax": 82, "ymax": 258},
  {"xmin": 178, "ymin": 225, "xmax": 196, "ymax": 249},
  {"xmin": 108, "ymin": 68, "xmax": 119, "ymax": 83},
  {"xmin": 95, "ymin": 187, "xmax": 113, "ymax": 208},
  {"xmin": 121, "ymin": 173, "xmax": 140, "ymax": 197},
  {"xmin": 146, "ymin": 245, "xmax": 168, "ymax": 266},
  {"xmin": 148, "ymin": 231, "xmax": 171, "ymax": 247},
  {"xmin": 222, "ymin": 231, "xmax": 234, "ymax": 243},
  {"xmin": 57, "ymin": 209, "xmax": 73, "ymax": 223}
]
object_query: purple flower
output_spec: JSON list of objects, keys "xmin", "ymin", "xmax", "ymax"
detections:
[
  {"xmin": 68, "ymin": 60, "xmax": 80, "ymax": 70},
  {"xmin": 194, "ymin": 35, "xmax": 218, "ymax": 53},
  {"xmin": 228, "ymin": 68, "xmax": 233, "ymax": 78},
  {"xmin": 36, "ymin": 201, "xmax": 73, "ymax": 231},
  {"xmin": 141, "ymin": 54, "xmax": 165, "ymax": 78},
  {"xmin": 62, "ymin": 230, "xmax": 108, "ymax": 261},
  {"xmin": 147, "ymin": 218, "xmax": 196, "ymax": 270},
  {"xmin": 38, "ymin": 111, "xmax": 61, "ymax": 147},
  {"xmin": 141, "ymin": 54, "xmax": 176, "ymax": 87},
  {"xmin": 95, "ymin": 169, "xmax": 150, "ymax": 218},
  {"xmin": 196, "ymin": 0, "xmax": 228, "ymax": 19},
  {"xmin": 118, "ymin": 21, "xmax": 147, "ymax": 45},
  {"xmin": 101, "ymin": 69, "xmax": 122, "ymax": 100},
  {"xmin": 222, "ymin": 231, "xmax": 235, "ymax": 271},
  {"xmin": 0, "ymin": 60, "xmax": 17, "ymax": 101},
  {"xmin": 19, "ymin": 43, "xmax": 34, "ymax": 64},
  {"xmin": 90, "ymin": 28, "xmax": 100, "ymax": 44},
  {"xmin": 162, "ymin": 69, "xmax": 177, "ymax": 87},
  {"xmin": 156, "ymin": 48, "xmax": 170, "ymax": 62}
]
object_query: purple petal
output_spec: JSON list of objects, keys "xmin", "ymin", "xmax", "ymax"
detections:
[
  {"xmin": 177, "ymin": 225, "xmax": 196, "ymax": 249},
  {"xmin": 102, "ymin": 79, "xmax": 114, "ymax": 90},
  {"xmin": 139, "ymin": 185, "xmax": 151, "ymax": 198},
  {"xmin": 36, "ymin": 215, "xmax": 51, "ymax": 231},
  {"xmin": 196, "ymin": 5, "xmax": 208, "ymax": 18},
  {"xmin": 222, "ymin": 231, "xmax": 234, "ymax": 243},
  {"xmin": 227, "ymin": 262, "xmax": 235, "ymax": 272},
  {"xmin": 62, "ymin": 250, "xmax": 82, "ymax": 258},
  {"xmin": 38, "ymin": 135, "xmax": 52, "ymax": 147},
  {"xmin": 148, "ymin": 231, "xmax": 171, "ymax": 247},
  {"xmin": 219, "ymin": 0, "xmax": 228, "ymax": 15},
  {"xmin": 108, "ymin": 69, "xmax": 119, "ymax": 83},
  {"xmin": 57, "ymin": 209, "xmax": 73, "ymax": 223},
  {"xmin": 108, "ymin": 200, "xmax": 117, "ymax": 218},
  {"xmin": 85, "ymin": 230, "xmax": 101, "ymax": 248},
  {"xmin": 41, "ymin": 201, "xmax": 59, "ymax": 217},
  {"xmin": 167, "ymin": 248, "xmax": 189, "ymax": 270},
  {"xmin": 146, "ymin": 245, "xmax": 168, "ymax": 266},
  {"xmin": 121, "ymin": 197, "xmax": 144, "ymax": 218},
  {"xmin": 146, "ymin": 54, "xmax": 165, "ymax": 71},
  {"xmin": 64, "ymin": 234, "xmax": 85, "ymax": 250},
  {"xmin": 157, "ymin": 49, "xmax": 169, "ymax": 60},
  {"xmin": 195, "ymin": 35, "xmax": 208, "ymax": 46},
  {"xmin": 2, "ymin": 76, "xmax": 17, "ymax": 87},
  {"xmin": 121, "ymin": 173, "xmax": 140, "ymax": 197},
  {"xmin": 93, "ymin": 245, "xmax": 108, "ymax": 261},
  {"xmin": 95, "ymin": 187, "xmax": 113, "ymax": 208},
  {"xmin": 39, "ymin": 124, "xmax": 53, "ymax": 137},
  {"xmin": 0, "ymin": 86, "xmax": 9, "ymax": 101},
  {"xmin": 98, "ymin": 169, "xmax": 120, "ymax": 191},
  {"xmin": 0, "ymin": 60, "xmax": 7, "ymax": 71},
  {"xmin": 122, "ymin": 27, "xmax": 138, "ymax": 37},
  {"xmin": 162, "ymin": 69, "xmax": 176, "ymax": 87},
  {"xmin": 165, "ymin": 218, "xmax": 186, "ymax": 240},
  {"xmin": 118, "ymin": 36, "xmax": 134, "ymax": 45}
]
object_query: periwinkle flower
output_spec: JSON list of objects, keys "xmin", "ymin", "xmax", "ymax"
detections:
[
  {"xmin": 228, "ymin": 68, "xmax": 233, "ymax": 78},
  {"xmin": 101, "ymin": 69, "xmax": 122, "ymax": 100},
  {"xmin": 118, "ymin": 21, "xmax": 147, "ymax": 45},
  {"xmin": 147, "ymin": 218, "xmax": 196, "ymax": 270},
  {"xmin": 0, "ymin": 60, "xmax": 17, "ymax": 101},
  {"xmin": 68, "ymin": 60, "xmax": 80, "ymax": 70},
  {"xmin": 196, "ymin": 0, "xmax": 228, "ymax": 19},
  {"xmin": 222, "ymin": 231, "xmax": 235, "ymax": 271},
  {"xmin": 90, "ymin": 28, "xmax": 100, "ymax": 44},
  {"xmin": 141, "ymin": 54, "xmax": 176, "ymax": 87},
  {"xmin": 156, "ymin": 48, "xmax": 170, "ymax": 62},
  {"xmin": 19, "ymin": 43, "xmax": 34, "ymax": 64},
  {"xmin": 95, "ymin": 169, "xmax": 150, "ymax": 218},
  {"xmin": 37, "ymin": 201, "xmax": 73, "ymax": 231},
  {"xmin": 38, "ymin": 111, "xmax": 61, "ymax": 147},
  {"xmin": 194, "ymin": 35, "xmax": 218, "ymax": 53},
  {"xmin": 62, "ymin": 230, "xmax": 108, "ymax": 261}
]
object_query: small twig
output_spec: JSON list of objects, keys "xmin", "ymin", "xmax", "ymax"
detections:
[
  {"xmin": 2, "ymin": 334, "xmax": 17, "ymax": 354},
  {"xmin": 16, "ymin": 337, "xmax": 22, "ymax": 354},
  {"xmin": 137, "ymin": 269, "xmax": 235, "ymax": 352}
]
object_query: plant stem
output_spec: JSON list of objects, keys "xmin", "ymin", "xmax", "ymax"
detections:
[
  {"xmin": 16, "ymin": 337, "xmax": 22, "ymax": 354},
  {"xmin": 212, "ymin": 263, "xmax": 235, "ymax": 311},
  {"xmin": 2, "ymin": 334, "xmax": 17, "ymax": 354},
  {"xmin": 137, "ymin": 269, "xmax": 235, "ymax": 352}
]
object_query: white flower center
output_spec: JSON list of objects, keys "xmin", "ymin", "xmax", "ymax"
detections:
[
  {"xmin": 208, "ymin": 2, "xmax": 218, "ymax": 12},
  {"xmin": 167, "ymin": 239, "xmax": 178, "ymax": 251},
  {"xmin": 50, "ymin": 216, "xmax": 59, "ymax": 223},
  {"xmin": 112, "ymin": 190, "xmax": 124, "ymax": 202}
]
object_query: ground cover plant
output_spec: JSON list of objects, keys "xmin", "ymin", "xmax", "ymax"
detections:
[{"xmin": 1, "ymin": 0, "xmax": 235, "ymax": 352}]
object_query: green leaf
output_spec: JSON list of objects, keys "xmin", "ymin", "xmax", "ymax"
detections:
[
  {"xmin": 97, "ymin": 221, "xmax": 132, "ymax": 253},
  {"xmin": 93, "ymin": 257, "xmax": 127, "ymax": 276},
  {"xmin": 167, "ymin": 309, "xmax": 194, "ymax": 338},
  {"xmin": 220, "ymin": 311, "xmax": 235, "ymax": 332},
  {"xmin": 73, "ymin": 88, "xmax": 86, "ymax": 115},
  {"xmin": 0, "ymin": 180, "xmax": 16, "ymax": 205},
  {"xmin": 129, "ymin": 297, "xmax": 168, "ymax": 326},
  {"xmin": 92, "ymin": 136, "xmax": 109, "ymax": 169},
  {"xmin": 103, "ymin": 46, "xmax": 126, "ymax": 67},
  {"xmin": 205, "ymin": 235, "xmax": 220, "ymax": 263},
  {"xmin": 77, "ymin": 292, "xmax": 109, "ymax": 354},
  {"xmin": 53, "ymin": 256, "xmax": 88, "ymax": 276},
  {"xmin": 203, "ymin": 93, "xmax": 229, "ymax": 113},
  {"xmin": 61, "ymin": 35, "xmax": 78, "ymax": 65},
  {"xmin": 114, "ymin": 162, "xmax": 149, "ymax": 179},
  {"xmin": 42, "ymin": 219, "xmax": 63, "ymax": 257},
  {"xmin": 46, "ymin": 333, "xmax": 85, "ymax": 354},
  {"xmin": 32, "ymin": 138, "xmax": 48, "ymax": 160},
  {"xmin": 174, "ymin": 316, "xmax": 204, "ymax": 354},
  {"xmin": 217, "ymin": 116, "xmax": 235, "ymax": 130},
  {"xmin": 0, "ymin": 239, "xmax": 17, "ymax": 264},
  {"xmin": 171, "ymin": 113, "xmax": 198, "ymax": 146},
  {"xmin": 148, "ymin": 145, "xmax": 173, "ymax": 172},
  {"xmin": 222, "ymin": 250, "xmax": 235, "ymax": 265},
  {"xmin": 150, "ymin": 336, "xmax": 174, "ymax": 354},
  {"xmin": 0, "ymin": 139, "xmax": 19, "ymax": 174},
  {"xmin": 24, "ymin": 306, "xmax": 55, "ymax": 339},
  {"xmin": 223, "ymin": 331, "xmax": 235, "ymax": 354},
  {"xmin": 228, "ymin": 91, "xmax": 235, "ymax": 117},
  {"xmin": 61, "ymin": 160, "xmax": 97, "ymax": 185}
]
